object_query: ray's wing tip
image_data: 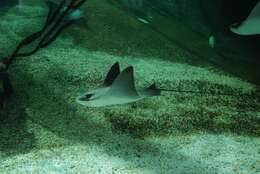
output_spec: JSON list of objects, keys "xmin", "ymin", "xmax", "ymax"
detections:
[
  {"xmin": 124, "ymin": 66, "xmax": 134, "ymax": 73},
  {"xmin": 103, "ymin": 62, "xmax": 121, "ymax": 86}
]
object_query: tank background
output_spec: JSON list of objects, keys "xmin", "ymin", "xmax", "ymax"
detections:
[
  {"xmin": 0, "ymin": 0, "xmax": 44, "ymax": 7},
  {"xmin": 119, "ymin": 0, "xmax": 259, "ymax": 35},
  {"xmin": 19, "ymin": 0, "xmax": 44, "ymax": 6},
  {"xmin": 0, "ymin": 0, "xmax": 18, "ymax": 6}
]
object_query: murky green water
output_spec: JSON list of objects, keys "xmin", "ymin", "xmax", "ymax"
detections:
[{"xmin": 0, "ymin": 1, "xmax": 259, "ymax": 173}]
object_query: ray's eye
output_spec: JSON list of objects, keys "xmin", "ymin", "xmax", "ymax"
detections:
[
  {"xmin": 78, "ymin": 93, "xmax": 93, "ymax": 101},
  {"xmin": 84, "ymin": 93, "xmax": 93, "ymax": 100}
]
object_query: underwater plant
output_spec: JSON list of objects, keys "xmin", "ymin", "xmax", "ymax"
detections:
[{"xmin": 0, "ymin": 0, "xmax": 86, "ymax": 105}]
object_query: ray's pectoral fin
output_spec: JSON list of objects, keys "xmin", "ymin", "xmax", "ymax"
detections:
[
  {"xmin": 138, "ymin": 83, "xmax": 161, "ymax": 98},
  {"xmin": 146, "ymin": 83, "xmax": 161, "ymax": 96},
  {"xmin": 107, "ymin": 66, "xmax": 139, "ymax": 99},
  {"xmin": 230, "ymin": 1, "xmax": 260, "ymax": 35},
  {"xmin": 76, "ymin": 62, "xmax": 162, "ymax": 107},
  {"xmin": 103, "ymin": 61, "xmax": 120, "ymax": 86},
  {"xmin": 248, "ymin": 1, "xmax": 260, "ymax": 18}
]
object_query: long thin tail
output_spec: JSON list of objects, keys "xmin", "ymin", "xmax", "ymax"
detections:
[{"xmin": 158, "ymin": 87, "xmax": 259, "ymax": 100}]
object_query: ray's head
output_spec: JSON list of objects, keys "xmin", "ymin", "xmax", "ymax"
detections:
[{"xmin": 76, "ymin": 93, "xmax": 93, "ymax": 101}]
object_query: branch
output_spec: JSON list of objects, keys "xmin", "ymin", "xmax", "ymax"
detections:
[{"xmin": 2, "ymin": 0, "xmax": 87, "ymax": 69}]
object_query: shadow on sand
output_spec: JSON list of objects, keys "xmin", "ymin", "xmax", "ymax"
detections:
[{"xmin": 0, "ymin": 62, "xmax": 216, "ymax": 173}]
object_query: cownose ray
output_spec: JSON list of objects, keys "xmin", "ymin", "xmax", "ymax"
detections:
[
  {"xmin": 76, "ymin": 62, "xmax": 260, "ymax": 107},
  {"xmin": 230, "ymin": 1, "xmax": 260, "ymax": 35},
  {"xmin": 76, "ymin": 62, "xmax": 161, "ymax": 107}
]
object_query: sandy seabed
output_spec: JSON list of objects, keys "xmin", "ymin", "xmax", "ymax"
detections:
[{"xmin": 0, "ymin": 4, "xmax": 259, "ymax": 174}]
